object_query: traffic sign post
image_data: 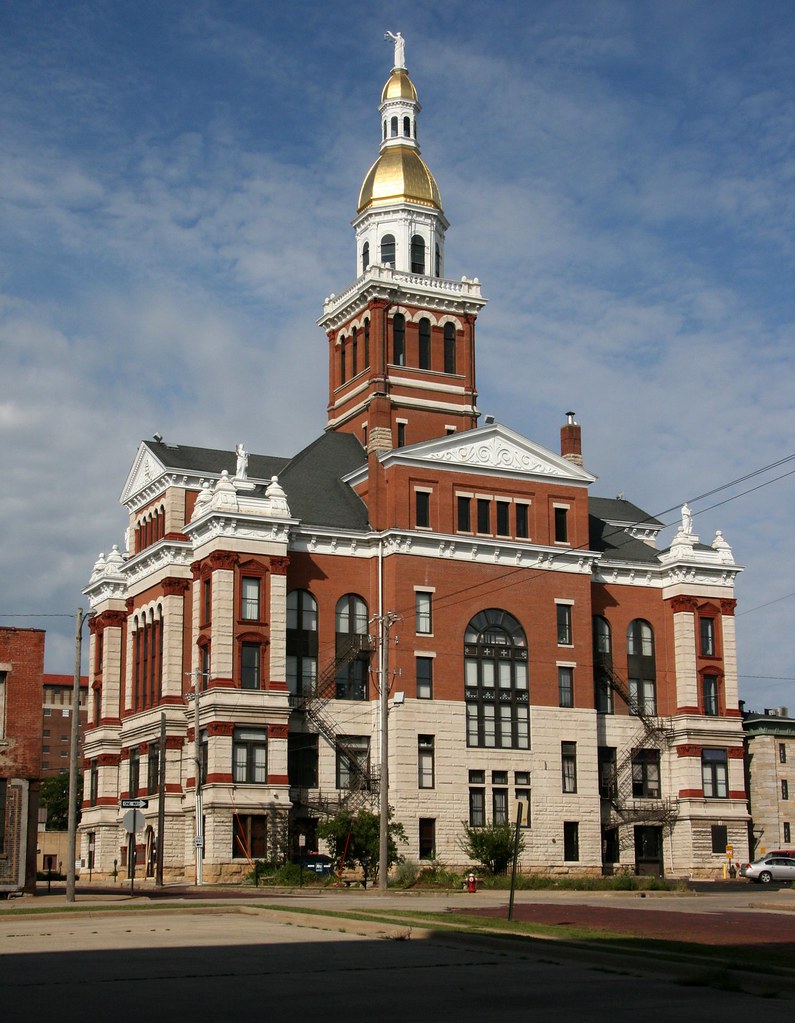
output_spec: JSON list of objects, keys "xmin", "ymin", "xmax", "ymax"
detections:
[{"xmin": 121, "ymin": 798, "xmax": 149, "ymax": 809}]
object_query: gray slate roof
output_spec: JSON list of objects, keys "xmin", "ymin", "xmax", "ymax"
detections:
[
  {"xmin": 588, "ymin": 496, "xmax": 662, "ymax": 563},
  {"xmin": 143, "ymin": 432, "xmax": 370, "ymax": 531}
]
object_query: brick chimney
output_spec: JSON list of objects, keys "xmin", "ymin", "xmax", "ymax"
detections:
[{"xmin": 560, "ymin": 411, "xmax": 583, "ymax": 466}]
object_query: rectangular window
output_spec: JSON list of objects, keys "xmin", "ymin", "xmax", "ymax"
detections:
[
  {"xmin": 711, "ymin": 824, "xmax": 728, "ymax": 854},
  {"xmin": 288, "ymin": 733, "xmax": 318, "ymax": 788},
  {"xmin": 202, "ymin": 577, "xmax": 211, "ymax": 625},
  {"xmin": 703, "ymin": 675, "xmax": 719, "ymax": 716},
  {"xmin": 241, "ymin": 642, "xmax": 261, "ymax": 689},
  {"xmin": 128, "ymin": 748, "xmax": 140, "ymax": 797},
  {"xmin": 336, "ymin": 736, "xmax": 370, "ymax": 790},
  {"xmin": 397, "ymin": 421, "xmax": 406, "ymax": 447},
  {"xmin": 233, "ymin": 814, "xmax": 267, "ymax": 858},
  {"xmin": 629, "ymin": 677, "xmax": 657, "ymax": 716},
  {"xmin": 556, "ymin": 604, "xmax": 572, "ymax": 645},
  {"xmin": 515, "ymin": 788, "xmax": 531, "ymax": 827},
  {"xmin": 457, "ymin": 495, "xmax": 471, "ymax": 532},
  {"xmin": 233, "ymin": 728, "xmax": 268, "ymax": 784},
  {"xmin": 492, "ymin": 770, "xmax": 508, "ymax": 785},
  {"xmin": 780, "ymin": 743, "xmax": 787, "ymax": 764},
  {"xmin": 493, "ymin": 788, "xmax": 508, "ymax": 825},
  {"xmin": 241, "ymin": 577, "xmax": 261, "ymax": 621},
  {"xmin": 561, "ymin": 742, "xmax": 577, "ymax": 793},
  {"xmin": 89, "ymin": 760, "xmax": 99, "ymax": 806},
  {"xmin": 418, "ymin": 735, "xmax": 435, "ymax": 789},
  {"xmin": 558, "ymin": 666, "xmax": 574, "ymax": 707},
  {"xmin": 554, "ymin": 506, "xmax": 569, "ymax": 543},
  {"xmin": 416, "ymin": 591, "xmax": 432, "ymax": 634},
  {"xmin": 515, "ymin": 503, "xmax": 529, "ymax": 539},
  {"xmin": 469, "ymin": 788, "xmax": 485, "ymax": 827},
  {"xmin": 147, "ymin": 741, "xmax": 160, "ymax": 794},
  {"xmin": 598, "ymin": 747, "xmax": 617, "ymax": 799},
  {"xmin": 702, "ymin": 749, "xmax": 728, "ymax": 798},
  {"xmin": 496, "ymin": 501, "xmax": 510, "ymax": 537},
  {"xmin": 783, "ymin": 779, "xmax": 789, "ymax": 801},
  {"xmin": 700, "ymin": 618, "xmax": 716, "ymax": 656},
  {"xmin": 469, "ymin": 769, "xmax": 485, "ymax": 784},
  {"xmin": 415, "ymin": 490, "xmax": 430, "ymax": 528},
  {"xmin": 631, "ymin": 749, "xmax": 660, "ymax": 798},
  {"xmin": 419, "ymin": 818, "xmax": 435, "ymax": 860},
  {"xmin": 563, "ymin": 821, "xmax": 579, "ymax": 860},
  {"xmin": 200, "ymin": 644, "xmax": 211, "ymax": 690},
  {"xmin": 784, "ymin": 822, "xmax": 792, "ymax": 843},
  {"xmin": 476, "ymin": 498, "xmax": 490, "ymax": 534},
  {"xmin": 416, "ymin": 656, "xmax": 433, "ymax": 699}
]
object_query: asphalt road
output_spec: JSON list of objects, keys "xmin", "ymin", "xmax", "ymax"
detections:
[{"xmin": 1, "ymin": 887, "xmax": 793, "ymax": 1020}]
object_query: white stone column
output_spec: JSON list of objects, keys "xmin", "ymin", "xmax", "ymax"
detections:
[
  {"xmin": 211, "ymin": 569, "xmax": 235, "ymax": 680},
  {"xmin": 721, "ymin": 611, "xmax": 740, "ymax": 712},
  {"xmin": 161, "ymin": 590, "xmax": 186, "ymax": 698},
  {"xmin": 102, "ymin": 623, "xmax": 124, "ymax": 719},
  {"xmin": 269, "ymin": 571, "xmax": 287, "ymax": 684},
  {"xmin": 672, "ymin": 607, "xmax": 697, "ymax": 708}
]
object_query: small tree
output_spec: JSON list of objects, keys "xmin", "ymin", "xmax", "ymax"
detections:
[
  {"xmin": 459, "ymin": 820, "xmax": 524, "ymax": 875},
  {"xmin": 317, "ymin": 807, "xmax": 406, "ymax": 887},
  {"xmin": 39, "ymin": 774, "xmax": 80, "ymax": 831}
]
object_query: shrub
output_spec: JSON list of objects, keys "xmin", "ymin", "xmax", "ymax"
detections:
[
  {"xmin": 393, "ymin": 858, "xmax": 420, "ymax": 888},
  {"xmin": 458, "ymin": 821, "xmax": 525, "ymax": 875}
]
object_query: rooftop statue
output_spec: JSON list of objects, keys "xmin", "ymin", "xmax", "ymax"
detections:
[{"xmin": 384, "ymin": 30, "xmax": 405, "ymax": 69}]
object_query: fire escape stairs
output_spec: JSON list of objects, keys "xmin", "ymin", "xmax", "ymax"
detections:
[
  {"xmin": 599, "ymin": 661, "xmax": 679, "ymax": 829},
  {"xmin": 290, "ymin": 635, "xmax": 378, "ymax": 815}
]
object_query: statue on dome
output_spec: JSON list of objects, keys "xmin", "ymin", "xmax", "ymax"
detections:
[
  {"xmin": 385, "ymin": 30, "xmax": 405, "ymax": 69},
  {"xmin": 680, "ymin": 502, "xmax": 693, "ymax": 535},
  {"xmin": 235, "ymin": 443, "xmax": 249, "ymax": 480}
]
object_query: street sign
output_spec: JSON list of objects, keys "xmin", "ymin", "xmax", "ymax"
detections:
[
  {"xmin": 121, "ymin": 798, "xmax": 149, "ymax": 809},
  {"xmin": 123, "ymin": 809, "xmax": 146, "ymax": 834}
]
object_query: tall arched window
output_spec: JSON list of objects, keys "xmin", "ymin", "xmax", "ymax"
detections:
[
  {"xmin": 435, "ymin": 243, "xmax": 441, "ymax": 277},
  {"xmin": 352, "ymin": 327, "xmax": 358, "ymax": 376},
  {"xmin": 392, "ymin": 313, "xmax": 405, "ymax": 365},
  {"xmin": 464, "ymin": 609, "xmax": 529, "ymax": 748},
  {"xmin": 418, "ymin": 318, "xmax": 431, "ymax": 369},
  {"xmin": 380, "ymin": 234, "xmax": 395, "ymax": 266},
  {"xmin": 286, "ymin": 590, "xmax": 317, "ymax": 696},
  {"xmin": 390, "ymin": 115, "xmax": 398, "ymax": 137},
  {"xmin": 403, "ymin": 115, "xmax": 411, "ymax": 137},
  {"xmin": 339, "ymin": 336, "xmax": 346, "ymax": 384},
  {"xmin": 593, "ymin": 616, "xmax": 613, "ymax": 713},
  {"xmin": 362, "ymin": 242, "xmax": 369, "ymax": 273},
  {"xmin": 363, "ymin": 317, "xmax": 370, "ymax": 367},
  {"xmin": 335, "ymin": 594, "xmax": 369, "ymax": 700},
  {"xmin": 443, "ymin": 322, "xmax": 456, "ymax": 374},
  {"xmin": 627, "ymin": 619, "xmax": 656, "ymax": 715},
  {"xmin": 411, "ymin": 235, "xmax": 425, "ymax": 274}
]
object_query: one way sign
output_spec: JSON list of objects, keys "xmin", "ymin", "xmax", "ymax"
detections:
[{"xmin": 120, "ymin": 798, "xmax": 149, "ymax": 809}]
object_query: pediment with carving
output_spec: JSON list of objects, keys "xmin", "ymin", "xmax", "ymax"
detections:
[{"xmin": 120, "ymin": 444, "xmax": 167, "ymax": 503}]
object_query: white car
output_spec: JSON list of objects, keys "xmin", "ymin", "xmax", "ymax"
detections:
[{"xmin": 740, "ymin": 855, "xmax": 795, "ymax": 884}]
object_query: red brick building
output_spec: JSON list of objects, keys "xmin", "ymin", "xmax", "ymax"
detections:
[
  {"xmin": 41, "ymin": 674, "xmax": 88, "ymax": 778},
  {"xmin": 80, "ymin": 40, "xmax": 748, "ymax": 882},
  {"xmin": 0, "ymin": 627, "xmax": 44, "ymax": 893}
]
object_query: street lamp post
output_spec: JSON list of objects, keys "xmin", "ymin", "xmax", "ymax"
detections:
[{"xmin": 66, "ymin": 607, "xmax": 91, "ymax": 904}]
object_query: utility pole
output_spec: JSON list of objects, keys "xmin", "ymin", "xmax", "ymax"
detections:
[
  {"xmin": 66, "ymin": 607, "xmax": 91, "ymax": 903},
  {"xmin": 377, "ymin": 611, "xmax": 399, "ymax": 891},
  {"xmin": 156, "ymin": 712, "xmax": 166, "ymax": 886}
]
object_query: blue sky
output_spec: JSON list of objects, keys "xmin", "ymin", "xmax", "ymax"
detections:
[{"xmin": 1, "ymin": 0, "xmax": 793, "ymax": 713}]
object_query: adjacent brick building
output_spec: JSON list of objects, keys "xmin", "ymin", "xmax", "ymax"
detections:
[
  {"xmin": 41, "ymin": 674, "xmax": 88, "ymax": 778},
  {"xmin": 80, "ymin": 40, "xmax": 749, "ymax": 883},
  {"xmin": 0, "ymin": 627, "xmax": 44, "ymax": 893},
  {"xmin": 744, "ymin": 707, "xmax": 794, "ymax": 857}
]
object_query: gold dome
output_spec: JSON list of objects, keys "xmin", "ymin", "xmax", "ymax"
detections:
[
  {"xmin": 357, "ymin": 146, "xmax": 442, "ymax": 213},
  {"xmin": 380, "ymin": 69, "xmax": 418, "ymax": 103}
]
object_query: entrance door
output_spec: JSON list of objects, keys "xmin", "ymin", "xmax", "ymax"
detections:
[
  {"xmin": 634, "ymin": 825, "xmax": 663, "ymax": 876},
  {"xmin": 601, "ymin": 826, "xmax": 620, "ymax": 875}
]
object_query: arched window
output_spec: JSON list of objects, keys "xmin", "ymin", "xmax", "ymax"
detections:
[
  {"xmin": 443, "ymin": 322, "xmax": 456, "ymax": 374},
  {"xmin": 392, "ymin": 313, "xmax": 405, "ymax": 365},
  {"xmin": 352, "ymin": 327, "xmax": 358, "ymax": 376},
  {"xmin": 403, "ymin": 115, "xmax": 411, "ymax": 137},
  {"xmin": 363, "ymin": 317, "xmax": 370, "ymax": 367},
  {"xmin": 418, "ymin": 317, "xmax": 431, "ymax": 369},
  {"xmin": 435, "ymin": 243, "xmax": 441, "ymax": 277},
  {"xmin": 286, "ymin": 590, "xmax": 317, "ymax": 696},
  {"xmin": 380, "ymin": 234, "xmax": 395, "ymax": 266},
  {"xmin": 627, "ymin": 620, "xmax": 656, "ymax": 715},
  {"xmin": 362, "ymin": 242, "xmax": 369, "ymax": 273},
  {"xmin": 411, "ymin": 235, "xmax": 425, "ymax": 274},
  {"xmin": 390, "ymin": 115, "xmax": 398, "ymax": 137},
  {"xmin": 339, "ymin": 336, "xmax": 346, "ymax": 384},
  {"xmin": 464, "ymin": 609, "xmax": 529, "ymax": 749},
  {"xmin": 383, "ymin": 120, "xmax": 387, "ymax": 141},
  {"xmin": 335, "ymin": 594, "xmax": 370, "ymax": 700},
  {"xmin": 593, "ymin": 616, "xmax": 613, "ymax": 713}
]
